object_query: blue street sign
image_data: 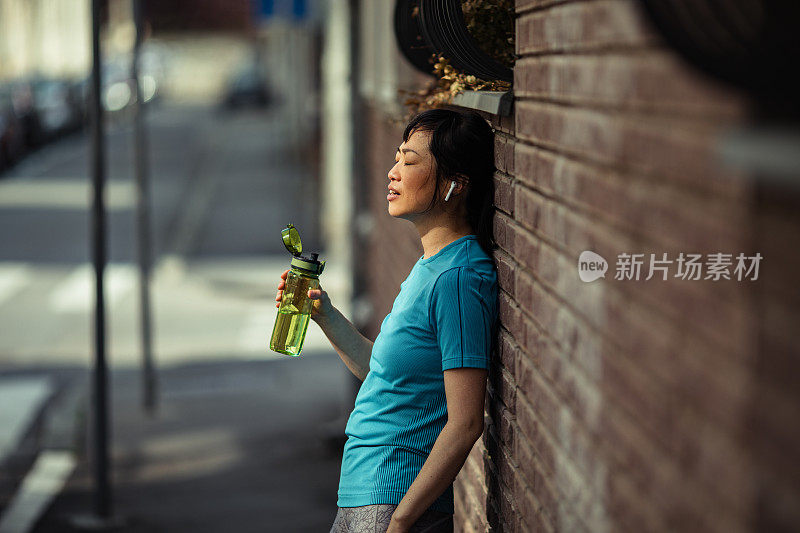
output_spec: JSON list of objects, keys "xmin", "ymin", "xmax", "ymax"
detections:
[{"xmin": 254, "ymin": 0, "xmax": 307, "ymax": 20}]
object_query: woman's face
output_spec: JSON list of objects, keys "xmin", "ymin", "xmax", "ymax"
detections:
[{"xmin": 387, "ymin": 129, "xmax": 441, "ymax": 221}]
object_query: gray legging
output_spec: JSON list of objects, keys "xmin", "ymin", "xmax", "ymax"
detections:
[{"xmin": 330, "ymin": 504, "xmax": 454, "ymax": 533}]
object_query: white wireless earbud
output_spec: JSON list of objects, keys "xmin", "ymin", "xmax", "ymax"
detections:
[{"xmin": 444, "ymin": 180, "xmax": 457, "ymax": 202}]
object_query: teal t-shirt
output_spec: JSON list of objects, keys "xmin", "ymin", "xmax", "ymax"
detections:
[{"xmin": 337, "ymin": 234, "xmax": 498, "ymax": 514}]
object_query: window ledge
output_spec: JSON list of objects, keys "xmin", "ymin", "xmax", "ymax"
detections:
[{"xmin": 451, "ymin": 90, "xmax": 513, "ymax": 116}]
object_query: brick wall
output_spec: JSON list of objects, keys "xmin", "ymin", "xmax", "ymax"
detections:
[{"xmin": 358, "ymin": 0, "xmax": 799, "ymax": 531}]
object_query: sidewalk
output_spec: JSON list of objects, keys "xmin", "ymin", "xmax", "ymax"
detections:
[{"xmin": 32, "ymin": 352, "xmax": 351, "ymax": 532}]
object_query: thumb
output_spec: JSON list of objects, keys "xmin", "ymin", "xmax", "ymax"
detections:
[{"xmin": 307, "ymin": 288, "xmax": 323, "ymax": 299}]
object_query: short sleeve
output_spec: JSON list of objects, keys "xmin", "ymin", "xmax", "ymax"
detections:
[{"xmin": 430, "ymin": 266, "xmax": 497, "ymax": 371}]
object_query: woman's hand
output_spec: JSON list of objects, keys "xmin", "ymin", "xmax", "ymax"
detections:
[{"xmin": 275, "ymin": 269, "xmax": 333, "ymax": 323}]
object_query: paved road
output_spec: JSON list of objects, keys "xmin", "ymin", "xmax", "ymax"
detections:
[
  {"xmin": 0, "ymin": 103, "xmax": 353, "ymax": 532},
  {"xmin": 0, "ymin": 103, "xmax": 328, "ymax": 369}
]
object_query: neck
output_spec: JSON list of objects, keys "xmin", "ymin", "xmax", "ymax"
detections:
[{"xmin": 417, "ymin": 220, "xmax": 474, "ymax": 259}]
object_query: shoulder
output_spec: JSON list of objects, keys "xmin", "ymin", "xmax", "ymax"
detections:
[
  {"xmin": 427, "ymin": 265, "xmax": 499, "ymax": 332},
  {"xmin": 433, "ymin": 265, "xmax": 493, "ymax": 288},
  {"xmin": 429, "ymin": 265, "xmax": 497, "ymax": 308}
]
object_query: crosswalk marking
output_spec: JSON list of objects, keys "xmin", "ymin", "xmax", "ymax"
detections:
[
  {"xmin": 0, "ymin": 258, "xmax": 343, "ymax": 365},
  {"xmin": 48, "ymin": 264, "xmax": 137, "ymax": 313},
  {"xmin": 0, "ymin": 450, "xmax": 76, "ymax": 533},
  {"xmin": 0, "ymin": 179, "xmax": 135, "ymax": 211},
  {"xmin": 0, "ymin": 376, "xmax": 53, "ymax": 461},
  {"xmin": 238, "ymin": 304, "xmax": 275, "ymax": 353},
  {"xmin": 0, "ymin": 263, "xmax": 32, "ymax": 306}
]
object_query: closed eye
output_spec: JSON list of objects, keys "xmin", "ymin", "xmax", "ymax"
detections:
[{"xmin": 395, "ymin": 148, "xmax": 416, "ymax": 166}]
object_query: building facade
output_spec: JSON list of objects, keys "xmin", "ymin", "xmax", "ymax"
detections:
[{"xmin": 336, "ymin": 0, "xmax": 800, "ymax": 531}]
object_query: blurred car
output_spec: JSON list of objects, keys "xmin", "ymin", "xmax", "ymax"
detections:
[
  {"xmin": 221, "ymin": 64, "xmax": 272, "ymax": 109},
  {"xmin": 30, "ymin": 77, "xmax": 81, "ymax": 139},
  {"xmin": 0, "ymin": 80, "xmax": 43, "ymax": 149},
  {"xmin": 0, "ymin": 90, "xmax": 27, "ymax": 171},
  {"xmin": 67, "ymin": 76, "xmax": 91, "ymax": 127}
]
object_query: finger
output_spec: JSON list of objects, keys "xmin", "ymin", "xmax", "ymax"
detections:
[
  {"xmin": 280, "ymin": 269, "xmax": 289, "ymax": 279},
  {"xmin": 278, "ymin": 281, "xmax": 285, "ymax": 290},
  {"xmin": 276, "ymin": 290, "xmax": 282, "ymax": 301}
]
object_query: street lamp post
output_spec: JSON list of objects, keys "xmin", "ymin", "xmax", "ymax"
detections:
[
  {"xmin": 89, "ymin": 0, "xmax": 112, "ymax": 521},
  {"xmin": 131, "ymin": 0, "xmax": 158, "ymax": 416}
]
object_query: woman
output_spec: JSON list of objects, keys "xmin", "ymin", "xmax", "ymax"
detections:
[{"xmin": 275, "ymin": 109, "xmax": 498, "ymax": 533}]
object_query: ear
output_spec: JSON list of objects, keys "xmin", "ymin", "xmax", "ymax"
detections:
[
  {"xmin": 452, "ymin": 174, "xmax": 469, "ymax": 193},
  {"xmin": 438, "ymin": 174, "xmax": 469, "ymax": 201},
  {"xmin": 444, "ymin": 174, "xmax": 469, "ymax": 188}
]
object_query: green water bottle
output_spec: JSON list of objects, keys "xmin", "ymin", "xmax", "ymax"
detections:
[{"xmin": 270, "ymin": 223, "xmax": 326, "ymax": 356}]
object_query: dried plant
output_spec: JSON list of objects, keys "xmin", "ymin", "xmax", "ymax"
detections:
[{"xmin": 401, "ymin": 56, "xmax": 512, "ymax": 117}]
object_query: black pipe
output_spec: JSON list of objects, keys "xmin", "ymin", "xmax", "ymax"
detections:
[
  {"xmin": 132, "ymin": 0, "xmax": 158, "ymax": 415},
  {"xmin": 89, "ymin": 0, "xmax": 111, "ymax": 519}
]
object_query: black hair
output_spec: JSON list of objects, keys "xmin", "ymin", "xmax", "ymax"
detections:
[{"xmin": 402, "ymin": 108, "xmax": 497, "ymax": 262}]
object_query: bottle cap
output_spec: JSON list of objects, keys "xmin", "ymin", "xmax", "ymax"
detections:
[
  {"xmin": 281, "ymin": 224, "xmax": 325, "ymax": 275},
  {"xmin": 281, "ymin": 224, "xmax": 303, "ymax": 255}
]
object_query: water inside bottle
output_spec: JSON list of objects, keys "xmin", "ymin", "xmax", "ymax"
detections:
[
  {"xmin": 270, "ymin": 272, "xmax": 317, "ymax": 356},
  {"xmin": 270, "ymin": 307, "xmax": 311, "ymax": 356}
]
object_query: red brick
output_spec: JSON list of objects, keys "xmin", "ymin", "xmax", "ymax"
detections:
[
  {"xmin": 494, "ymin": 135, "xmax": 516, "ymax": 175},
  {"xmin": 494, "ymin": 172, "xmax": 515, "ymax": 216},
  {"xmin": 488, "ymin": 483, "xmax": 519, "ymax": 533},
  {"xmin": 514, "ymin": 268, "xmax": 535, "ymax": 317},
  {"xmin": 512, "ymin": 474, "xmax": 555, "ymax": 533},
  {"xmin": 505, "ymin": 139, "xmax": 516, "ymax": 174},
  {"xmin": 514, "ymin": 143, "xmax": 556, "ymax": 193},
  {"xmin": 514, "ymin": 185, "xmax": 544, "ymax": 232},
  {"xmin": 489, "ymin": 363, "xmax": 517, "ymax": 413},
  {"xmin": 605, "ymin": 463, "xmax": 667, "ymax": 533},
  {"xmin": 499, "ymin": 110, "xmax": 516, "ymax": 135},
  {"xmin": 511, "ymin": 224, "xmax": 541, "ymax": 272},
  {"xmin": 521, "ymin": 239, "xmax": 753, "ymax": 433},
  {"xmin": 498, "ymin": 329, "xmax": 518, "ymax": 372},
  {"xmin": 513, "ymin": 145, "xmax": 752, "ymax": 256},
  {"xmin": 513, "ymin": 54, "xmax": 748, "ymax": 118},
  {"xmin": 487, "ymin": 428, "xmax": 517, "ymax": 486},
  {"xmin": 515, "ymin": 394, "xmax": 556, "ymax": 478},
  {"xmin": 499, "ymin": 406, "xmax": 516, "ymax": 451},
  {"xmin": 516, "ymin": 0, "xmax": 570, "ymax": 14},
  {"xmin": 495, "ymin": 250, "xmax": 516, "ymax": 298},
  {"xmin": 498, "ymin": 291, "xmax": 524, "ymax": 344},
  {"xmin": 514, "ymin": 100, "xmax": 751, "ymax": 200},
  {"xmin": 493, "ymin": 210, "xmax": 514, "ymax": 252},
  {"xmin": 516, "ymin": 0, "xmax": 658, "ymax": 56}
]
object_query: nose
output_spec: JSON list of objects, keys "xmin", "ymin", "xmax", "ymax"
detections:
[{"xmin": 388, "ymin": 161, "xmax": 401, "ymax": 181}]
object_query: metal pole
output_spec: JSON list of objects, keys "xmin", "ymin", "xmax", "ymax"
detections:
[
  {"xmin": 89, "ymin": 0, "xmax": 111, "ymax": 519},
  {"xmin": 348, "ymin": 0, "xmax": 362, "ymax": 403},
  {"xmin": 132, "ymin": 0, "xmax": 157, "ymax": 415}
]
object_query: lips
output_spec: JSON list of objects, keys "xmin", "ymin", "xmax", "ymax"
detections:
[{"xmin": 387, "ymin": 186, "xmax": 400, "ymax": 201}]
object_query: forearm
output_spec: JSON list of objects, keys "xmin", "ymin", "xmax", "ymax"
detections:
[
  {"xmin": 313, "ymin": 305, "xmax": 374, "ymax": 381},
  {"xmin": 391, "ymin": 423, "xmax": 481, "ymax": 527}
]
